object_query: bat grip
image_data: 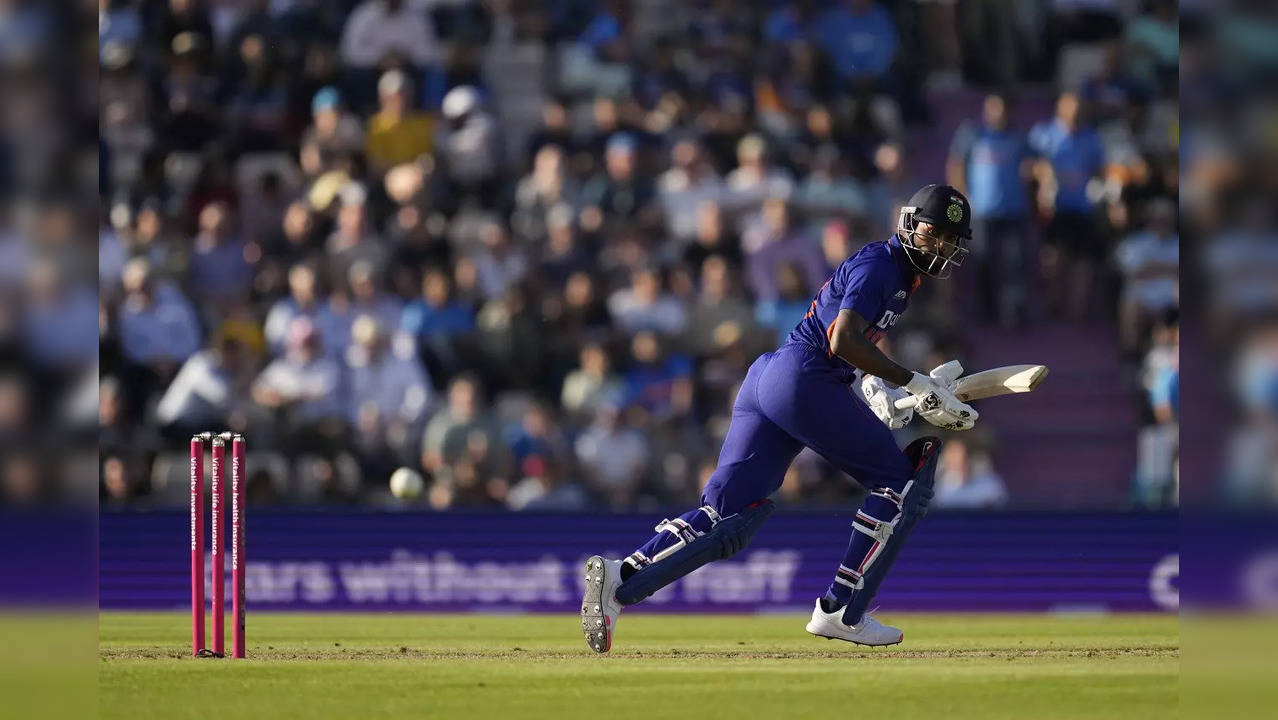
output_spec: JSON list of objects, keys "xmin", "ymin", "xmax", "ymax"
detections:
[{"xmin": 893, "ymin": 396, "xmax": 916, "ymax": 411}]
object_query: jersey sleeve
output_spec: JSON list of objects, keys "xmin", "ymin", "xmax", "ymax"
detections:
[{"xmin": 837, "ymin": 254, "xmax": 892, "ymax": 321}]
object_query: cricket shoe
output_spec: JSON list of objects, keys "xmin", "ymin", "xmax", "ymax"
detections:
[
  {"xmin": 581, "ymin": 555, "xmax": 623, "ymax": 653},
  {"xmin": 805, "ymin": 600, "xmax": 904, "ymax": 646}
]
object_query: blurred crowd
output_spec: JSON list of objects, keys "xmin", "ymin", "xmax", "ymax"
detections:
[
  {"xmin": 1180, "ymin": 2, "xmax": 1278, "ymax": 506},
  {"xmin": 93, "ymin": 0, "xmax": 1181, "ymax": 511},
  {"xmin": 0, "ymin": 2, "xmax": 98, "ymax": 508}
]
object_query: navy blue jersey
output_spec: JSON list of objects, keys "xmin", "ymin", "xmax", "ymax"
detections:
[{"xmin": 786, "ymin": 235, "xmax": 919, "ymax": 357}]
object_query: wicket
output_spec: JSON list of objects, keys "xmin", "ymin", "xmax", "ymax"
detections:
[{"xmin": 190, "ymin": 431, "xmax": 246, "ymax": 658}]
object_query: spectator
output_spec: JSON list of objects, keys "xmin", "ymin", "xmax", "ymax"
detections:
[
  {"xmin": 157, "ymin": 33, "xmax": 220, "ymax": 153},
  {"xmin": 683, "ymin": 201, "xmax": 741, "ymax": 271},
  {"xmin": 579, "ymin": 96, "xmax": 622, "ymax": 168},
  {"xmin": 1225, "ymin": 325, "xmax": 1278, "ymax": 504},
  {"xmin": 756, "ymin": 262, "xmax": 814, "ymax": 348},
  {"xmin": 525, "ymin": 98, "xmax": 574, "ymax": 164},
  {"xmin": 477, "ymin": 281, "xmax": 545, "ymax": 392},
  {"xmin": 251, "ymin": 317, "xmax": 345, "ymax": 456},
  {"xmin": 265, "ymin": 263, "xmax": 326, "ymax": 356},
  {"xmin": 439, "ymin": 85, "xmax": 501, "ymax": 208},
  {"xmin": 684, "ymin": 255, "xmax": 757, "ymax": 358},
  {"xmin": 545, "ymin": 272, "xmax": 611, "ymax": 376},
  {"xmin": 512, "ymin": 145, "xmax": 577, "ymax": 245},
  {"xmin": 325, "ymin": 260, "xmax": 404, "ymax": 357},
  {"xmin": 506, "ymin": 457, "xmax": 592, "ymax": 511},
  {"xmin": 561, "ymin": 342, "xmax": 625, "ymax": 423},
  {"xmin": 22, "ymin": 259, "xmax": 98, "ymax": 372},
  {"xmin": 623, "ymin": 331, "xmax": 694, "ymax": 421},
  {"xmin": 346, "ymin": 315, "xmax": 431, "ymax": 464},
  {"xmin": 155, "ymin": 332, "xmax": 252, "ymax": 438},
  {"xmin": 188, "ymin": 201, "xmax": 253, "ymax": 308},
  {"xmin": 1202, "ymin": 199, "xmax": 1278, "ymax": 321},
  {"xmin": 722, "ymin": 134, "xmax": 793, "ymax": 232},
  {"xmin": 0, "ymin": 374, "xmax": 41, "ymax": 505},
  {"xmin": 1115, "ymin": 197, "xmax": 1178, "ymax": 355},
  {"xmin": 813, "ymin": 0, "xmax": 898, "ymax": 84},
  {"xmin": 658, "ymin": 138, "xmax": 723, "ymax": 243},
  {"xmin": 795, "ymin": 145, "xmax": 869, "ymax": 222},
  {"xmin": 263, "ymin": 201, "xmax": 322, "ymax": 276},
  {"xmin": 539, "ymin": 207, "xmax": 592, "ymax": 286},
  {"xmin": 99, "ymin": 211, "xmax": 128, "ymax": 294},
  {"xmin": 131, "ymin": 203, "xmax": 180, "ymax": 275},
  {"xmin": 302, "ymin": 87, "xmax": 365, "ymax": 164},
  {"xmin": 240, "ymin": 171, "xmax": 293, "ymax": 248},
  {"xmin": 582, "ymin": 133, "xmax": 654, "ymax": 224},
  {"xmin": 224, "ymin": 0, "xmax": 281, "ymax": 54},
  {"xmin": 1030, "ymin": 92, "xmax": 1106, "ymax": 320},
  {"xmin": 349, "ymin": 316, "xmax": 430, "ymax": 419},
  {"xmin": 865, "ymin": 140, "xmax": 917, "ymax": 236},
  {"xmin": 225, "ymin": 33, "xmax": 289, "ymax": 153},
  {"xmin": 560, "ymin": 271, "xmax": 611, "ymax": 331},
  {"xmin": 420, "ymin": 374, "xmax": 500, "ymax": 477},
  {"xmin": 453, "ymin": 424, "xmax": 515, "ymax": 507},
  {"xmin": 932, "ymin": 439, "xmax": 1008, "ymax": 509},
  {"xmin": 1134, "ymin": 310, "xmax": 1178, "ymax": 508},
  {"xmin": 1125, "ymin": 0, "xmax": 1178, "ymax": 95},
  {"xmin": 1080, "ymin": 42, "xmax": 1147, "ymax": 128},
  {"xmin": 503, "ymin": 403, "xmax": 568, "ymax": 481},
  {"xmin": 819, "ymin": 219, "xmax": 858, "ymax": 269},
  {"xmin": 384, "ymin": 163, "xmax": 451, "ymax": 290},
  {"xmin": 98, "ymin": 376, "xmax": 131, "ymax": 459},
  {"xmin": 608, "ymin": 266, "xmax": 687, "ymax": 336},
  {"xmin": 100, "ymin": 376, "xmax": 155, "ymax": 502},
  {"xmin": 741, "ymin": 196, "xmax": 828, "ymax": 301},
  {"xmin": 150, "ymin": 0, "xmax": 213, "ymax": 54},
  {"xmin": 187, "ymin": 154, "xmax": 239, "ymax": 217},
  {"xmin": 947, "ymin": 93, "xmax": 1036, "ymax": 326},
  {"xmin": 340, "ymin": 0, "xmax": 440, "ymax": 73},
  {"xmin": 115, "ymin": 258, "xmax": 201, "ymax": 400},
  {"xmin": 365, "ymin": 70, "xmax": 435, "ymax": 175},
  {"xmin": 326, "ymin": 187, "xmax": 389, "ymax": 283},
  {"xmin": 402, "ymin": 266, "xmax": 476, "ymax": 341},
  {"xmin": 574, "ymin": 403, "xmax": 649, "ymax": 509},
  {"xmin": 471, "ymin": 222, "xmax": 529, "ymax": 301},
  {"xmin": 450, "ymin": 255, "xmax": 485, "ymax": 308}
]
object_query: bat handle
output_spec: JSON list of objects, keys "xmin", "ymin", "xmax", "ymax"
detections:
[{"xmin": 893, "ymin": 396, "xmax": 916, "ymax": 411}]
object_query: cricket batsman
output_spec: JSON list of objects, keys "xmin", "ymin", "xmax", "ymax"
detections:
[{"xmin": 582, "ymin": 185, "xmax": 979, "ymax": 652}]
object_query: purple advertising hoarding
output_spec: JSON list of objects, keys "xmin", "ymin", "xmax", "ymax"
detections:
[{"xmin": 99, "ymin": 511, "xmax": 1178, "ymax": 613}]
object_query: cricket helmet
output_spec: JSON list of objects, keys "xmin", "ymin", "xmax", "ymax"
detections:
[{"xmin": 897, "ymin": 184, "xmax": 972, "ymax": 279}]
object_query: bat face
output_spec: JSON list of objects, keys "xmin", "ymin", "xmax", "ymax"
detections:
[{"xmin": 952, "ymin": 365, "xmax": 1049, "ymax": 402}]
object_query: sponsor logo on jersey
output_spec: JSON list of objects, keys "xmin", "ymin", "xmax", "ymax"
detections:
[{"xmin": 876, "ymin": 310, "xmax": 900, "ymax": 330}]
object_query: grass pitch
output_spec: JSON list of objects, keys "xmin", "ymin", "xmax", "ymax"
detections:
[{"xmin": 100, "ymin": 612, "xmax": 1176, "ymax": 719}]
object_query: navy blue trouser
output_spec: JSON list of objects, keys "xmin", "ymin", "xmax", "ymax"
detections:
[{"xmin": 629, "ymin": 343, "xmax": 913, "ymax": 575}]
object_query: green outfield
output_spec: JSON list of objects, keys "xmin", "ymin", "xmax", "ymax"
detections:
[{"xmin": 100, "ymin": 612, "xmax": 1177, "ymax": 720}]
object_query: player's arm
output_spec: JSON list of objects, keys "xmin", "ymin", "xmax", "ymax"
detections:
[
  {"xmin": 831, "ymin": 309, "xmax": 978, "ymax": 431},
  {"xmin": 828, "ymin": 309, "xmax": 912, "ymax": 386}
]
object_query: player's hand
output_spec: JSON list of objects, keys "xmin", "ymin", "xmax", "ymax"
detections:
[
  {"xmin": 861, "ymin": 375, "xmax": 913, "ymax": 430},
  {"xmin": 903, "ymin": 371, "xmax": 979, "ymax": 431},
  {"xmin": 927, "ymin": 360, "xmax": 964, "ymax": 392}
]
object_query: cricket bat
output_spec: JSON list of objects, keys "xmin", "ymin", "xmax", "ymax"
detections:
[{"xmin": 893, "ymin": 364, "xmax": 1049, "ymax": 409}]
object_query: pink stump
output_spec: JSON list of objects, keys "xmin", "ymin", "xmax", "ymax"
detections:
[
  {"xmin": 189, "ymin": 436, "xmax": 205, "ymax": 656},
  {"xmin": 210, "ymin": 437, "xmax": 226, "ymax": 656},
  {"xmin": 231, "ymin": 435, "xmax": 247, "ymax": 658}
]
